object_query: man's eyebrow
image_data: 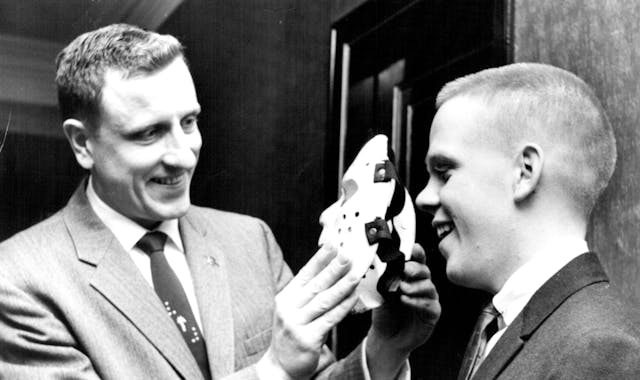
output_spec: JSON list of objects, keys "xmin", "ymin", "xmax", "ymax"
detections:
[
  {"xmin": 426, "ymin": 154, "xmax": 455, "ymax": 173},
  {"xmin": 183, "ymin": 107, "xmax": 201, "ymax": 117},
  {"xmin": 127, "ymin": 107, "xmax": 202, "ymax": 133}
]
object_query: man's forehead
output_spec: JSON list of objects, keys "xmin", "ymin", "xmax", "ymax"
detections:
[
  {"xmin": 100, "ymin": 61, "xmax": 199, "ymax": 120},
  {"xmin": 424, "ymin": 95, "xmax": 501, "ymax": 170},
  {"xmin": 102, "ymin": 59, "xmax": 193, "ymax": 92}
]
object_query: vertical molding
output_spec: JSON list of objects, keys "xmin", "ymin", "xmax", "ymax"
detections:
[
  {"xmin": 503, "ymin": 0, "xmax": 516, "ymax": 63},
  {"xmin": 405, "ymin": 104, "xmax": 414, "ymax": 190},
  {"xmin": 492, "ymin": 0, "xmax": 515, "ymax": 63},
  {"xmin": 338, "ymin": 43, "xmax": 351, "ymax": 191},
  {"xmin": 391, "ymin": 86, "xmax": 402, "ymax": 167},
  {"xmin": 329, "ymin": 32, "xmax": 339, "ymax": 354},
  {"xmin": 329, "ymin": 29, "xmax": 337, "ymax": 140}
]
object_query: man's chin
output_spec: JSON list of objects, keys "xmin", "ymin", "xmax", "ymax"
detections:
[
  {"xmin": 446, "ymin": 267, "xmax": 493, "ymax": 292},
  {"xmin": 445, "ymin": 264, "xmax": 472, "ymax": 288},
  {"xmin": 156, "ymin": 206, "xmax": 190, "ymax": 220},
  {"xmin": 140, "ymin": 202, "xmax": 191, "ymax": 224}
]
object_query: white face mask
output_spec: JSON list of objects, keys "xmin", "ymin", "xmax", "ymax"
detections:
[{"xmin": 319, "ymin": 135, "xmax": 415, "ymax": 313}]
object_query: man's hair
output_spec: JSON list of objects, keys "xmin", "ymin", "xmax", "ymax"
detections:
[
  {"xmin": 55, "ymin": 23, "xmax": 185, "ymax": 128},
  {"xmin": 436, "ymin": 62, "xmax": 617, "ymax": 216}
]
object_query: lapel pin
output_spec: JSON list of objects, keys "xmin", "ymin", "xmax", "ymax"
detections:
[{"xmin": 206, "ymin": 256, "xmax": 218, "ymax": 267}]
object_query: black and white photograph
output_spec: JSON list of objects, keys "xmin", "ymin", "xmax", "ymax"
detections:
[{"xmin": 0, "ymin": 1, "xmax": 639, "ymax": 379}]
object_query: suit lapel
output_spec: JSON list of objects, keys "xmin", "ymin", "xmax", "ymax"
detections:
[
  {"xmin": 63, "ymin": 182, "xmax": 203, "ymax": 380},
  {"xmin": 473, "ymin": 253, "xmax": 608, "ymax": 379},
  {"xmin": 519, "ymin": 253, "xmax": 608, "ymax": 338},
  {"xmin": 181, "ymin": 209, "xmax": 235, "ymax": 378}
]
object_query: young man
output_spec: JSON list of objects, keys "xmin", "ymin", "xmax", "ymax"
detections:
[
  {"xmin": 0, "ymin": 24, "xmax": 440, "ymax": 380},
  {"xmin": 416, "ymin": 63, "xmax": 640, "ymax": 379}
]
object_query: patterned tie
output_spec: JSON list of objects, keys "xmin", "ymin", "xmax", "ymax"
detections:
[
  {"xmin": 457, "ymin": 302, "xmax": 500, "ymax": 380},
  {"xmin": 137, "ymin": 231, "xmax": 211, "ymax": 380}
]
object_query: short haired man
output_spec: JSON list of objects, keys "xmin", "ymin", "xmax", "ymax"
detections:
[
  {"xmin": 0, "ymin": 24, "xmax": 440, "ymax": 380},
  {"xmin": 416, "ymin": 63, "xmax": 640, "ymax": 379}
]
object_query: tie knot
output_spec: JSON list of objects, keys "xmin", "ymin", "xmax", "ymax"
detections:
[
  {"xmin": 480, "ymin": 302, "xmax": 500, "ymax": 339},
  {"xmin": 136, "ymin": 231, "xmax": 167, "ymax": 255},
  {"xmin": 481, "ymin": 302, "xmax": 500, "ymax": 318}
]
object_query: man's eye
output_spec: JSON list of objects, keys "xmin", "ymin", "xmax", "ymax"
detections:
[
  {"xmin": 133, "ymin": 128, "xmax": 159, "ymax": 142},
  {"xmin": 433, "ymin": 166, "xmax": 451, "ymax": 182},
  {"xmin": 433, "ymin": 170, "xmax": 448, "ymax": 182},
  {"xmin": 182, "ymin": 115, "xmax": 199, "ymax": 132}
]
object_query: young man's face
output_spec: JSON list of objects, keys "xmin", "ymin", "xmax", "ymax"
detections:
[
  {"xmin": 87, "ymin": 57, "xmax": 202, "ymax": 228},
  {"xmin": 416, "ymin": 95, "xmax": 516, "ymax": 293}
]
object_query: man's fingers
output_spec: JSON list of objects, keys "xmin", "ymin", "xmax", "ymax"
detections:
[
  {"xmin": 410, "ymin": 243, "xmax": 427, "ymax": 264},
  {"xmin": 308, "ymin": 289, "xmax": 359, "ymax": 333},
  {"xmin": 301, "ymin": 270, "xmax": 359, "ymax": 324},
  {"xmin": 287, "ymin": 246, "xmax": 337, "ymax": 291},
  {"xmin": 399, "ymin": 279, "xmax": 438, "ymax": 299},
  {"xmin": 295, "ymin": 254, "xmax": 352, "ymax": 307},
  {"xmin": 399, "ymin": 295, "xmax": 441, "ymax": 323},
  {"xmin": 403, "ymin": 260, "xmax": 430, "ymax": 280}
]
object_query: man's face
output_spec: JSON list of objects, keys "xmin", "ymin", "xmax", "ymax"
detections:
[
  {"xmin": 87, "ymin": 58, "xmax": 202, "ymax": 228},
  {"xmin": 415, "ymin": 96, "xmax": 516, "ymax": 292}
]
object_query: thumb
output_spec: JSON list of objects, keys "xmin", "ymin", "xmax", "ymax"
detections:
[{"xmin": 410, "ymin": 243, "xmax": 426, "ymax": 264}]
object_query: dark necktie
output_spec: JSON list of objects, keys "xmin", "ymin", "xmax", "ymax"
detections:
[
  {"xmin": 136, "ymin": 231, "xmax": 211, "ymax": 380},
  {"xmin": 457, "ymin": 302, "xmax": 501, "ymax": 380}
]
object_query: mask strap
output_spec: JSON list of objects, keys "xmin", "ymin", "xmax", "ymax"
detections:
[
  {"xmin": 364, "ymin": 218, "xmax": 406, "ymax": 299},
  {"xmin": 366, "ymin": 159, "xmax": 412, "ymax": 301},
  {"xmin": 373, "ymin": 160, "xmax": 406, "ymax": 220}
]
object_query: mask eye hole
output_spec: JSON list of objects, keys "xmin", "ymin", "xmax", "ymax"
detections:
[{"xmin": 340, "ymin": 179, "xmax": 358, "ymax": 206}]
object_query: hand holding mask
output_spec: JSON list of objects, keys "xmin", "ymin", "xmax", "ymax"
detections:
[{"xmin": 319, "ymin": 135, "xmax": 415, "ymax": 313}]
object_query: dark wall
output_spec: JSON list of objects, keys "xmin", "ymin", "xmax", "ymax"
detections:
[
  {"xmin": 0, "ymin": 100, "xmax": 84, "ymax": 241},
  {"xmin": 0, "ymin": 131, "xmax": 84, "ymax": 241},
  {"xmin": 513, "ymin": 0, "xmax": 640, "ymax": 306},
  {"xmin": 160, "ymin": 1, "xmax": 331, "ymax": 271}
]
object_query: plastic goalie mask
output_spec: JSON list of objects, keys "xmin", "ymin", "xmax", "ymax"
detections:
[{"xmin": 318, "ymin": 134, "xmax": 416, "ymax": 313}]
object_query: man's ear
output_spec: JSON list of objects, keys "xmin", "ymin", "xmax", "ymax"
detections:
[
  {"xmin": 62, "ymin": 119, "xmax": 94, "ymax": 170},
  {"xmin": 513, "ymin": 143, "xmax": 544, "ymax": 202}
]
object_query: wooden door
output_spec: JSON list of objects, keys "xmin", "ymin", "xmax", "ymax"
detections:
[{"xmin": 328, "ymin": 1, "xmax": 512, "ymax": 378}]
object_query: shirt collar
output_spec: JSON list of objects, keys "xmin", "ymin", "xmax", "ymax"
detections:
[
  {"xmin": 492, "ymin": 238, "xmax": 588, "ymax": 327},
  {"xmin": 86, "ymin": 176, "xmax": 184, "ymax": 252}
]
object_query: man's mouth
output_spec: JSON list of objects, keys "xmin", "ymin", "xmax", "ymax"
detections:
[
  {"xmin": 434, "ymin": 222, "xmax": 454, "ymax": 241},
  {"xmin": 151, "ymin": 173, "xmax": 185, "ymax": 186}
]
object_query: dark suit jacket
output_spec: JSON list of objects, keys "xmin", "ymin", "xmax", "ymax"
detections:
[
  {"xmin": 472, "ymin": 253, "xmax": 640, "ymax": 379},
  {"xmin": 0, "ymin": 183, "xmax": 364, "ymax": 380}
]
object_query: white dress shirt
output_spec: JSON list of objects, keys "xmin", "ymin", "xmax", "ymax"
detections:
[
  {"xmin": 483, "ymin": 238, "xmax": 589, "ymax": 358},
  {"xmin": 86, "ymin": 178, "xmax": 203, "ymax": 328}
]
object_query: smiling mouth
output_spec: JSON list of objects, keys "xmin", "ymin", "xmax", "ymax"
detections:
[
  {"xmin": 434, "ymin": 222, "xmax": 454, "ymax": 241},
  {"xmin": 151, "ymin": 173, "xmax": 185, "ymax": 186}
]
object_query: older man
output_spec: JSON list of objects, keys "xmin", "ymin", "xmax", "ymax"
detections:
[{"xmin": 0, "ymin": 24, "xmax": 440, "ymax": 380}]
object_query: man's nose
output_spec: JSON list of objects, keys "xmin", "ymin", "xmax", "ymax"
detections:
[
  {"xmin": 162, "ymin": 123, "xmax": 200, "ymax": 168},
  {"xmin": 415, "ymin": 179, "xmax": 440, "ymax": 216}
]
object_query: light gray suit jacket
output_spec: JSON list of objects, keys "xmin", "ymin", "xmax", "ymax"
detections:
[{"xmin": 0, "ymin": 183, "xmax": 363, "ymax": 379}]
